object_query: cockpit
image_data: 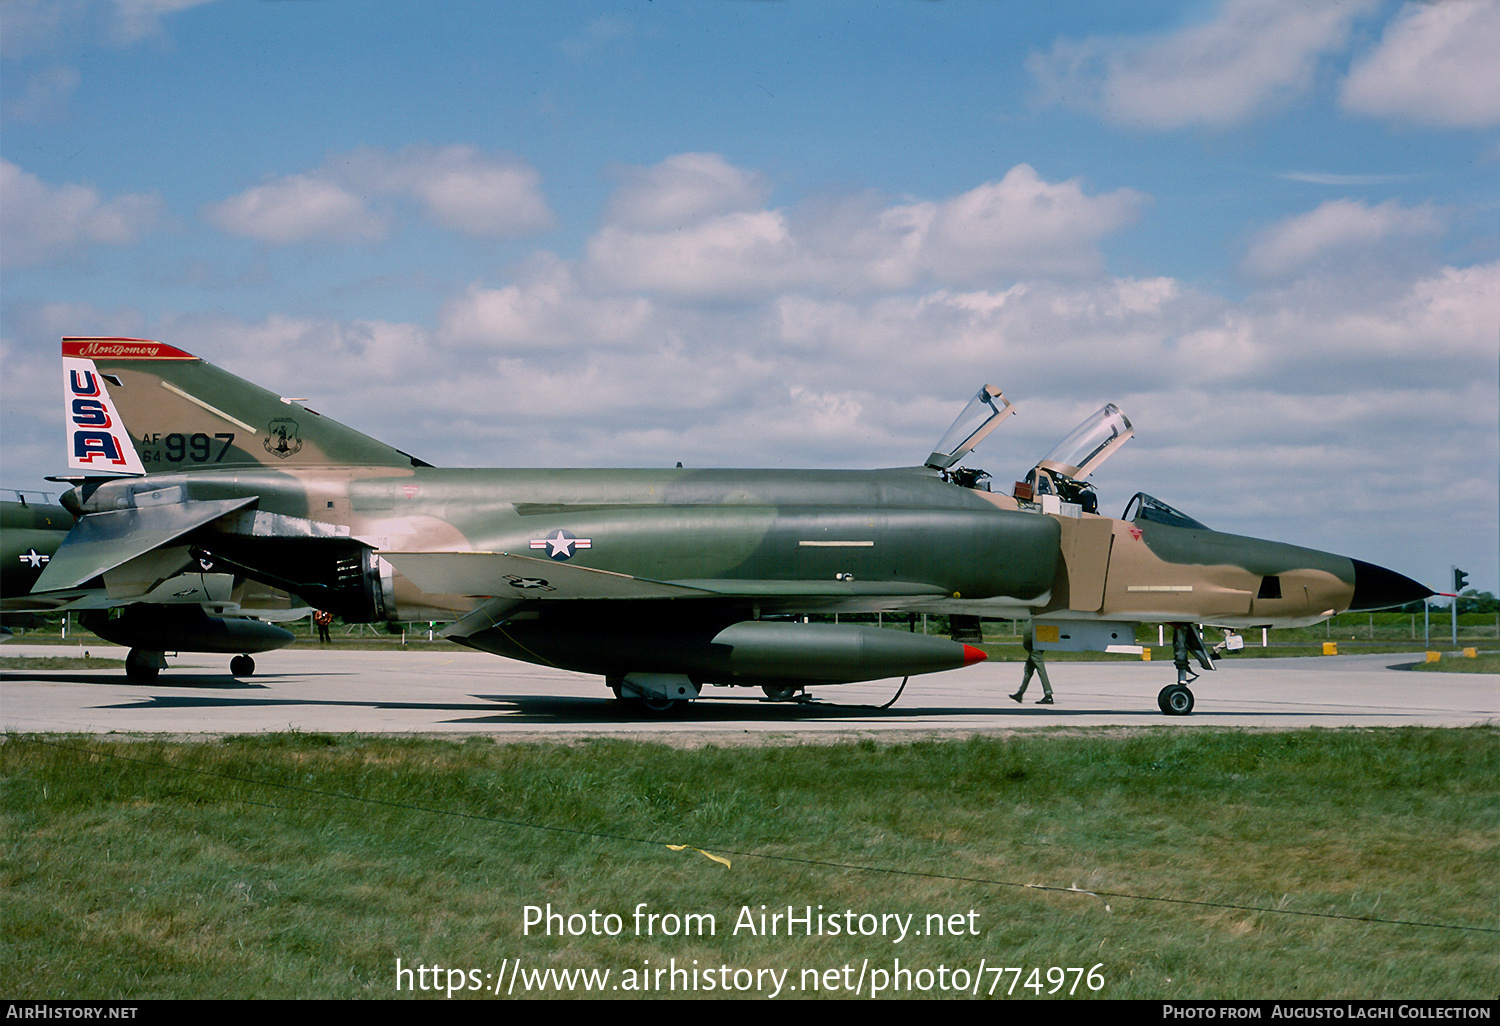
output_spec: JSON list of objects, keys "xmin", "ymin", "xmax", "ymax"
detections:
[
  {"xmin": 1017, "ymin": 402, "xmax": 1132, "ymax": 515},
  {"xmin": 1120, "ymin": 492, "xmax": 1209, "ymax": 530},
  {"xmin": 924, "ymin": 385, "xmax": 1014, "ymax": 475},
  {"xmin": 926, "ymin": 387, "xmax": 1210, "ymax": 529}
]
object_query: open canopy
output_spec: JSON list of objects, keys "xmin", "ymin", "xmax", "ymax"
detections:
[{"xmin": 925, "ymin": 385, "xmax": 1014, "ymax": 471}]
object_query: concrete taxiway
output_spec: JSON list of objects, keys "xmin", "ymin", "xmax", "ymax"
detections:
[{"xmin": 2, "ymin": 642, "xmax": 1494, "ymax": 739}]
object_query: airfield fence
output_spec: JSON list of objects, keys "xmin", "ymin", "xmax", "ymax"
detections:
[{"xmin": 11, "ymin": 610, "xmax": 1498, "ymax": 653}]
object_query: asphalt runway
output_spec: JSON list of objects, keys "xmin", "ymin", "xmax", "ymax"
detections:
[{"xmin": 2, "ymin": 642, "xmax": 1494, "ymax": 740}]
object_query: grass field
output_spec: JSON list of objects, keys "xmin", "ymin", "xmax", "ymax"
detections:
[
  {"xmin": 2, "ymin": 728, "xmax": 1494, "ymax": 1000},
  {"xmin": 1409, "ymin": 653, "xmax": 1500, "ymax": 674}
]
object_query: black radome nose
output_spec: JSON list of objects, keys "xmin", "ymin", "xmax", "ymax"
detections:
[{"xmin": 1349, "ymin": 559, "xmax": 1434, "ymax": 611}]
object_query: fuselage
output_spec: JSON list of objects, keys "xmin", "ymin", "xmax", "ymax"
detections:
[{"xmin": 67, "ymin": 463, "xmax": 1370, "ymax": 630}]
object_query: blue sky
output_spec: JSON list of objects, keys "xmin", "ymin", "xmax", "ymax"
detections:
[{"xmin": 3, "ymin": 0, "xmax": 1497, "ymax": 595}]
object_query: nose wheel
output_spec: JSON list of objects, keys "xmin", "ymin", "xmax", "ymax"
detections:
[{"xmin": 1158, "ymin": 683, "xmax": 1195, "ymax": 715}]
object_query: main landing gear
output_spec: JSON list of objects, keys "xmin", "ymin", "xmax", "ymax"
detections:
[
  {"xmin": 125, "ymin": 648, "xmax": 165, "ymax": 681},
  {"xmin": 607, "ymin": 673, "xmax": 699, "ymax": 716},
  {"xmin": 761, "ymin": 684, "xmax": 811, "ymax": 703},
  {"xmin": 125, "ymin": 648, "xmax": 258, "ymax": 681}
]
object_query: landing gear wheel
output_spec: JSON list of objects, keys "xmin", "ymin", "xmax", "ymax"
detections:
[
  {"xmin": 636, "ymin": 696, "xmax": 684, "ymax": 716},
  {"xmin": 125, "ymin": 649, "xmax": 161, "ymax": 682},
  {"xmin": 762, "ymin": 684, "xmax": 799, "ymax": 701},
  {"xmin": 1158, "ymin": 683, "xmax": 1195, "ymax": 716},
  {"xmin": 230, "ymin": 655, "xmax": 255, "ymax": 677},
  {"xmin": 611, "ymin": 675, "xmax": 698, "ymax": 715}
]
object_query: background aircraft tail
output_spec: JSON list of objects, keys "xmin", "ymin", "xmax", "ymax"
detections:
[{"xmin": 62, "ymin": 338, "xmax": 426, "ymax": 472}]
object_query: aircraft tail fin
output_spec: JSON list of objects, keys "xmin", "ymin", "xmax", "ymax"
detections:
[{"xmin": 61, "ymin": 338, "xmax": 426, "ymax": 472}]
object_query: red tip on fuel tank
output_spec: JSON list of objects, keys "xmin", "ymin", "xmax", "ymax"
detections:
[{"xmin": 962, "ymin": 644, "xmax": 988, "ymax": 666}]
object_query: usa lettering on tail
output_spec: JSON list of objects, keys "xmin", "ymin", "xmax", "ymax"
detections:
[{"xmin": 64, "ymin": 343, "xmax": 146, "ymax": 475}]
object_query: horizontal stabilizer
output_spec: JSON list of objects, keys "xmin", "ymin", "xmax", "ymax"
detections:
[
  {"xmin": 32, "ymin": 497, "xmax": 257, "ymax": 593},
  {"xmin": 384, "ymin": 551, "xmax": 719, "ymax": 601}
]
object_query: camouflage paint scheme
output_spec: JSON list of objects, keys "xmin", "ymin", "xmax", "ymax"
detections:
[
  {"xmin": 2, "ymin": 498, "xmax": 73, "ymax": 626},
  {"xmin": 33, "ymin": 338, "xmax": 1429, "ymax": 708}
]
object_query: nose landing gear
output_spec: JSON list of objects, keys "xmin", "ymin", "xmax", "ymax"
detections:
[
  {"xmin": 1158, "ymin": 683, "xmax": 1195, "ymax": 715},
  {"xmin": 1160, "ymin": 624, "xmax": 1216, "ymax": 715}
]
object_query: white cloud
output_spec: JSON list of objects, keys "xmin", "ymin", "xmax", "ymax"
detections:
[
  {"xmin": 1028, "ymin": 0, "xmax": 1378, "ymax": 129},
  {"xmin": 1310, "ymin": 260, "xmax": 1500, "ymax": 364},
  {"xmin": 560, "ymin": 14, "xmax": 636, "ymax": 61},
  {"xmin": 0, "ymin": 0, "xmax": 80, "ymax": 59},
  {"xmin": 343, "ymin": 145, "xmax": 554, "ymax": 237},
  {"xmin": 1240, "ymin": 199, "xmax": 1446, "ymax": 279},
  {"xmin": 182, "ymin": 314, "xmax": 434, "ymax": 389},
  {"xmin": 0, "ymin": 0, "xmax": 217, "ymax": 57},
  {"xmin": 587, "ymin": 209, "xmax": 799, "ymax": 299},
  {"xmin": 107, "ymin": 0, "xmax": 217, "ymax": 46},
  {"xmin": 1341, "ymin": 0, "xmax": 1500, "ymax": 127},
  {"xmin": 1278, "ymin": 171, "xmax": 1417, "ymax": 187},
  {"xmin": 438, "ymin": 256, "xmax": 654, "ymax": 349},
  {"xmin": 0, "ymin": 160, "xmax": 166, "ymax": 268},
  {"xmin": 204, "ymin": 146, "xmax": 553, "ymax": 246},
  {"xmin": 585, "ymin": 157, "xmax": 1144, "ymax": 298},
  {"xmin": 908, "ymin": 165, "xmax": 1147, "ymax": 281},
  {"xmin": 5, "ymin": 65, "xmax": 81, "ymax": 121},
  {"xmin": 1405, "ymin": 262, "xmax": 1500, "ymax": 357},
  {"xmin": 203, "ymin": 174, "xmax": 385, "ymax": 245},
  {"xmin": 603, "ymin": 152, "xmax": 771, "ymax": 230}
]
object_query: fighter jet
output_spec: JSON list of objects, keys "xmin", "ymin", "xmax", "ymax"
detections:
[
  {"xmin": 3, "ymin": 488, "xmax": 305, "ymax": 678},
  {"xmin": 37, "ymin": 337, "xmax": 1431, "ymax": 711}
]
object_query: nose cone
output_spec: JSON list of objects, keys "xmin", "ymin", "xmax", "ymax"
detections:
[{"xmin": 1348, "ymin": 559, "xmax": 1433, "ymax": 612}]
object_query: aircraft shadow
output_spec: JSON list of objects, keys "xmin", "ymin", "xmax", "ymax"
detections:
[
  {"xmin": 84, "ymin": 690, "xmax": 1365, "ymax": 724},
  {"xmin": 0, "ymin": 670, "xmax": 271, "ymax": 690},
  {"xmin": 93, "ymin": 692, "xmax": 950, "ymax": 721}
]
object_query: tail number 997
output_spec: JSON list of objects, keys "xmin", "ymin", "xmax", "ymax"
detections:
[{"xmin": 143, "ymin": 432, "xmax": 235, "ymax": 464}]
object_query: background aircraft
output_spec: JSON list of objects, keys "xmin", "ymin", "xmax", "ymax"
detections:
[
  {"xmin": 3, "ymin": 493, "xmax": 73, "ymax": 639},
  {"xmin": 36, "ymin": 337, "xmax": 1430, "ymax": 711}
]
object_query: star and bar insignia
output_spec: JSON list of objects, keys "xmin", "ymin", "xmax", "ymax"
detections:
[{"xmin": 530, "ymin": 529, "xmax": 593, "ymax": 561}]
